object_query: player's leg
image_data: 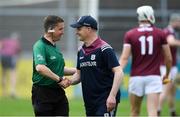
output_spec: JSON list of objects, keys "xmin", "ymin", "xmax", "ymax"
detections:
[
  {"xmin": 158, "ymin": 66, "xmax": 168, "ymax": 116},
  {"xmin": 130, "ymin": 93, "xmax": 143, "ymax": 116},
  {"xmin": 145, "ymin": 75, "xmax": 162, "ymax": 116},
  {"xmin": 1, "ymin": 55, "xmax": 9, "ymax": 97},
  {"xmin": 167, "ymin": 67, "xmax": 178, "ymax": 116},
  {"xmin": 158, "ymin": 83, "xmax": 169, "ymax": 116},
  {"xmin": 1, "ymin": 68, "xmax": 8, "ymax": 97},
  {"xmin": 167, "ymin": 82, "xmax": 177, "ymax": 116},
  {"xmin": 9, "ymin": 69, "xmax": 17, "ymax": 96},
  {"xmin": 9, "ymin": 57, "xmax": 17, "ymax": 97},
  {"xmin": 147, "ymin": 93, "xmax": 160, "ymax": 116},
  {"xmin": 128, "ymin": 76, "xmax": 144, "ymax": 116}
]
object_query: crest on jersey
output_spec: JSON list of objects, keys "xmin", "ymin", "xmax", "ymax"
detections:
[
  {"xmin": 37, "ymin": 54, "xmax": 44, "ymax": 61},
  {"xmin": 91, "ymin": 54, "xmax": 96, "ymax": 60}
]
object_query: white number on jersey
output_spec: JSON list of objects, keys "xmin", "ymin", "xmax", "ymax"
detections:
[{"xmin": 139, "ymin": 36, "xmax": 153, "ymax": 55}]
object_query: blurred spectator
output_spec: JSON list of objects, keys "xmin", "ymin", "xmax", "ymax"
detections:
[
  {"xmin": 158, "ymin": 13, "xmax": 180, "ymax": 116},
  {"xmin": 0, "ymin": 32, "xmax": 21, "ymax": 98}
]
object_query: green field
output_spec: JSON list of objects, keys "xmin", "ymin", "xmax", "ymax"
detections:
[
  {"xmin": 0, "ymin": 97, "xmax": 179, "ymax": 116},
  {"xmin": 0, "ymin": 59, "xmax": 179, "ymax": 116}
]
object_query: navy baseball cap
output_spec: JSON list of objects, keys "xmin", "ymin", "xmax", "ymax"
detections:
[{"xmin": 70, "ymin": 15, "xmax": 98, "ymax": 30}]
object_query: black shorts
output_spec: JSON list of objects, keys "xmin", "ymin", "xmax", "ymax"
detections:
[
  {"xmin": 31, "ymin": 85, "xmax": 69, "ymax": 116},
  {"xmin": 85, "ymin": 102, "xmax": 118, "ymax": 116},
  {"xmin": 1, "ymin": 55, "xmax": 16, "ymax": 69}
]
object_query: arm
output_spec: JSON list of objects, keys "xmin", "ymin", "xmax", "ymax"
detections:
[
  {"xmin": 167, "ymin": 35, "xmax": 180, "ymax": 46},
  {"xmin": 106, "ymin": 66, "xmax": 124, "ymax": 112},
  {"xmin": 36, "ymin": 64, "xmax": 68, "ymax": 88},
  {"xmin": 64, "ymin": 67, "xmax": 76, "ymax": 76},
  {"xmin": 36, "ymin": 64, "xmax": 60, "ymax": 82},
  {"xmin": 70, "ymin": 69, "xmax": 81, "ymax": 85},
  {"xmin": 162, "ymin": 44, "xmax": 172, "ymax": 82},
  {"xmin": 119, "ymin": 44, "xmax": 131, "ymax": 69}
]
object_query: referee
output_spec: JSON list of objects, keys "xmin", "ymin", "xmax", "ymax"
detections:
[{"xmin": 32, "ymin": 15, "xmax": 75, "ymax": 116}]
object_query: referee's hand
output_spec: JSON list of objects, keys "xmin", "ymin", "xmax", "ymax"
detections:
[
  {"xmin": 58, "ymin": 77, "xmax": 71, "ymax": 89},
  {"xmin": 106, "ymin": 95, "xmax": 116, "ymax": 112}
]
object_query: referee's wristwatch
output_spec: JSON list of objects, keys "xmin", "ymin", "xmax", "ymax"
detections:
[{"xmin": 57, "ymin": 77, "xmax": 63, "ymax": 83}]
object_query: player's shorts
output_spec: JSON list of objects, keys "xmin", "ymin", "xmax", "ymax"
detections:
[
  {"xmin": 128, "ymin": 75, "xmax": 162, "ymax": 97},
  {"xmin": 160, "ymin": 65, "xmax": 178, "ymax": 81},
  {"xmin": 0, "ymin": 55, "xmax": 16, "ymax": 69}
]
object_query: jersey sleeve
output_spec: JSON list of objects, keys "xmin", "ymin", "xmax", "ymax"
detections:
[
  {"xmin": 101, "ymin": 45, "xmax": 120, "ymax": 69},
  {"xmin": 33, "ymin": 44, "xmax": 47, "ymax": 65},
  {"xmin": 164, "ymin": 28, "xmax": 174, "ymax": 37},
  {"xmin": 124, "ymin": 31, "xmax": 131, "ymax": 44},
  {"xmin": 161, "ymin": 31, "xmax": 168, "ymax": 45}
]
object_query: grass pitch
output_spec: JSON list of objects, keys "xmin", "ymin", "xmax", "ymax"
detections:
[
  {"xmin": 0, "ymin": 59, "xmax": 179, "ymax": 116},
  {"xmin": 0, "ymin": 97, "xmax": 179, "ymax": 116}
]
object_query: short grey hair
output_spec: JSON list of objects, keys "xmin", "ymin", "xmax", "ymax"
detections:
[{"xmin": 170, "ymin": 13, "xmax": 180, "ymax": 23}]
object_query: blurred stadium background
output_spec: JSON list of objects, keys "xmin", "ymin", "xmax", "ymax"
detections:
[{"xmin": 0, "ymin": 0, "xmax": 180, "ymax": 116}]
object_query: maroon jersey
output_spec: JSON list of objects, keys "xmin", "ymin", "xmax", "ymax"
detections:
[
  {"xmin": 124, "ymin": 24, "xmax": 167, "ymax": 76},
  {"xmin": 163, "ymin": 26, "xmax": 177, "ymax": 66}
]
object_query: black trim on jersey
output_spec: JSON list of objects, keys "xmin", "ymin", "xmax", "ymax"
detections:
[{"xmin": 41, "ymin": 37, "xmax": 56, "ymax": 47}]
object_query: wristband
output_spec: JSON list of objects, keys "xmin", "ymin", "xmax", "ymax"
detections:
[{"xmin": 57, "ymin": 77, "xmax": 63, "ymax": 83}]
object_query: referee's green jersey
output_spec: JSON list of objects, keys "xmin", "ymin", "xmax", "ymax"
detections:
[{"xmin": 32, "ymin": 37, "xmax": 65, "ymax": 88}]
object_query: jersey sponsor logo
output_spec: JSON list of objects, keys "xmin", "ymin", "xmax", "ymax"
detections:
[
  {"xmin": 80, "ymin": 61, "xmax": 97, "ymax": 67},
  {"xmin": 91, "ymin": 54, "xmax": 96, "ymax": 60},
  {"xmin": 50, "ymin": 56, "xmax": 56, "ymax": 60},
  {"xmin": 37, "ymin": 54, "xmax": 44, "ymax": 61}
]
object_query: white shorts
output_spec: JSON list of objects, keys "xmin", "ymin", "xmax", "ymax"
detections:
[
  {"xmin": 128, "ymin": 75, "xmax": 162, "ymax": 97},
  {"xmin": 160, "ymin": 65, "xmax": 178, "ymax": 81}
]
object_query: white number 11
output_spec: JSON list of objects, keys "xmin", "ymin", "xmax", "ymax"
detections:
[{"xmin": 139, "ymin": 36, "xmax": 153, "ymax": 55}]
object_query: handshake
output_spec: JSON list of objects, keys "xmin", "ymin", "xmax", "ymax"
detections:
[{"xmin": 57, "ymin": 77, "xmax": 72, "ymax": 89}]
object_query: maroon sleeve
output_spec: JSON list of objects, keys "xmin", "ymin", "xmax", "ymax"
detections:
[
  {"xmin": 124, "ymin": 31, "xmax": 131, "ymax": 44},
  {"xmin": 161, "ymin": 30, "xmax": 168, "ymax": 45}
]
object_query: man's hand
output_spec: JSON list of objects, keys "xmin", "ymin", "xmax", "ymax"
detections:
[
  {"xmin": 58, "ymin": 77, "xmax": 71, "ymax": 89},
  {"xmin": 162, "ymin": 75, "xmax": 171, "ymax": 84},
  {"xmin": 106, "ymin": 95, "xmax": 116, "ymax": 112}
]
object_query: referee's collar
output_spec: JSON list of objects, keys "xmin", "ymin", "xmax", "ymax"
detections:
[{"xmin": 41, "ymin": 36, "xmax": 56, "ymax": 47}]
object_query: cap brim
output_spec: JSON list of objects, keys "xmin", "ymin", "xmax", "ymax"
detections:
[{"xmin": 70, "ymin": 23, "xmax": 82, "ymax": 28}]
